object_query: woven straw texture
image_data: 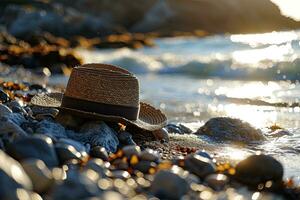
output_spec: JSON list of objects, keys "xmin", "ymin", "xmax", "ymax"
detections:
[
  {"xmin": 31, "ymin": 63, "xmax": 167, "ymax": 131},
  {"xmin": 65, "ymin": 65, "xmax": 139, "ymax": 107}
]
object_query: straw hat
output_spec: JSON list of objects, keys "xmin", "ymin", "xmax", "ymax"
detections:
[{"xmin": 31, "ymin": 63, "xmax": 167, "ymax": 131}]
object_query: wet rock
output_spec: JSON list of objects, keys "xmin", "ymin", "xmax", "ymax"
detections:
[
  {"xmin": 7, "ymin": 101, "xmax": 28, "ymax": 115},
  {"xmin": 84, "ymin": 159, "xmax": 108, "ymax": 178},
  {"xmin": 108, "ymin": 170, "xmax": 131, "ymax": 179},
  {"xmin": 235, "ymin": 154, "xmax": 283, "ymax": 186},
  {"xmin": 0, "ymin": 115, "xmax": 27, "ymax": 140},
  {"xmin": 35, "ymin": 119, "xmax": 67, "ymax": 139},
  {"xmin": 139, "ymin": 148, "xmax": 160, "ymax": 162},
  {"xmin": 21, "ymin": 159, "xmax": 54, "ymax": 193},
  {"xmin": 153, "ymin": 128, "xmax": 169, "ymax": 142},
  {"xmin": 55, "ymin": 143, "xmax": 84, "ymax": 164},
  {"xmin": 205, "ymin": 174, "xmax": 229, "ymax": 191},
  {"xmin": 178, "ymin": 124, "xmax": 193, "ymax": 134},
  {"xmin": 133, "ymin": 160, "xmax": 157, "ymax": 173},
  {"xmin": 6, "ymin": 136, "xmax": 59, "ymax": 167},
  {"xmin": 101, "ymin": 191, "xmax": 123, "ymax": 200},
  {"xmin": 0, "ymin": 89, "xmax": 10, "ymax": 103},
  {"xmin": 195, "ymin": 150, "xmax": 212, "ymax": 160},
  {"xmin": 150, "ymin": 166, "xmax": 189, "ymax": 200},
  {"xmin": 55, "ymin": 138, "xmax": 88, "ymax": 163},
  {"xmin": 111, "ymin": 158, "xmax": 129, "ymax": 170},
  {"xmin": 118, "ymin": 131, "xmax": 136, "ymax": 146},
  {"xmin": 196, "ymin": 117, "xmax": 265, "ymax": 143},
  {"xmin": 123, "ymin": 145, "xmax": 141, "ymax": 158},
  {"xmin": 90, "ymin": 146, "xmax": 109, "ymax": 161},
  {"xmin": 68, "ymin": 121, "xmax": 119, "ymax": 153},
  {"xmin": 53, "ymin": 170, "xmax": 101, "ymax": 200},
  {"xmin": 165, "ymin": 124, "xmax": 184, "ymax": 134},
  {"xmin": 0, "ymin": 104, "xmax": 13, "ymax": 117},
  {"xmin": 58, "ymin": 138, "xmax": 87, "ymax": 155},
  {"xmin": 0, "ymin": 150, "xmax": 32, "ymax": 198},
  {"xmin": 184, "ymin": 154, "xmax": 216, "ymax": 178},
  {"xmin": 268, "ymin": 129, "xmax": 292, "ymax": 137},
  {"xmin": 31, "ymin": 106, "xmax": 59, "ymax": 119}
]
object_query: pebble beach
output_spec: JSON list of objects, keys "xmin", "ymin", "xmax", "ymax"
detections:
[{"xmin": 1, "ymin": 1, "xmax": 300, "ymax": 199}]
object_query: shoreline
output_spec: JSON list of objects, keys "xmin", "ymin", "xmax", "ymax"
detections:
[{"xmin": 0, "ymin": 79, "xmax": 299, "ymax": 199}]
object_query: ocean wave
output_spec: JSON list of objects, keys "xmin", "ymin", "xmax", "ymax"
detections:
[{"xmin": 79, "ymin": 47, "xmax": 300, "ymax": 80}]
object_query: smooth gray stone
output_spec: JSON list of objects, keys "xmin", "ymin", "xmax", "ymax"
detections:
[
  {"xmin": 196, "ymin": 117, "xmax": 266, "ymax": 143},
  {"xmin": 6, "ymin": 136, "xmax": 59, "ymax": 167},
  {"xmin": 122, "ymin": 145, "xmax": 141, "ymax": 158},
  {"xmin": 235, "ymin": 154, "xmax": 283, "ymax": 186},
  {"xmin": 0, "ymin": 150, "xmax": 32, "ymax": 199},
  {"xmin": 84, "ymin": 159, "xmax": 108, "ymax": 178},
  {"xmin": 205, "ymin": 174, "xmax": 229, "ymax": 191},
  {"xmin": 35, "ymin": 119, "xmax": 67, "ymax": 139},
  {"xmin": 118, "ymin": 131, "xmax": 136, "ymax": 146},
  {"xmin": 90, "ymin": 146, "xmax": 108, "ymax": 161},
  {"xmin": 53, "ymin": 170, "xmax": 101, "ymax": 200},
  {"xmin": 67, "ymin": 121, "xmax": 119, "ymax": 153},
  {"xmin": 101, "ymin": 191, "xmax": 123, "ymax": 200},
  {"xmin": 150, "ymin": 167, "xmax": 189, "ymax": 200},
  {"xmin": 184, "ymin": 154, "xmax": 216, "ymax": 178},
  {"xmin": 58, "ymin": 138, "xmax": 87, "ymax": 154},
  {"xmin": 55, "ymin": 143, "xmax": 83, "ymax": 164},
  {"xmin": 21, "ymin": 159, "xmax": 54, "ymax": 193},
  {"xmin": 139, "ymin": 148, "xmax": 160, "ymax": 162}
]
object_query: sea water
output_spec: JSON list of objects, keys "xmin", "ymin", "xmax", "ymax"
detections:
[{"xmin": 71, "ymin": 30, "xmax": 300, "ymax": 181}]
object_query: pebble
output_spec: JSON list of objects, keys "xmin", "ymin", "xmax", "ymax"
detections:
[
  {"xmin": 139, "ymin": 148, "xmax": 160, "ymax": 162},
  {"xmin": 108, "ymin": 170, "xmax": 131, "ymax": 179},
  {"xmin": 6, "ymin": 136, "xmax": 59, "ymax": 167},
  {"xmin": 195, "ymin": 150, "xmax": 212, "ymax": 160},
  {"xmin": 6, "ymin": 100, "xmax": 27, "ymax": 115},
  {"xmin": 101, "ymin": 191, "xmax": 123, "ymax": 200},
  {"xmin": 0, "ymin": 89, "xmax": 10, "ymax": 103},
  {"xmin": 118, "ymin": 131, "xmax": 136, "ymax": 146},
  {"xmin": 184, "ymin": 154, "xmax": 216, "ymax": 178},
  {"xmin": 165, "ymin": 124, "xmax": 184, "ymax": 134},
  {"xmin": 31, "ymin": 106, "xmax": 59, "ymax": 117},
  {"xmin": 55, "ymin": 143, "xmax": 83, "ymax": 164},
  {"xmin": 53, "ymin": 170, "xmax": 101, "ymax": 200},
  {"xmin": 0, "ymin": 150, "xmax": 32, "ymax": 198},
  {"xmin": 0, "ymin": 104, "xmax": 13, "ymax": 118},
  {"xmin": 90, "ymin": 146, "xmax": 109, "ymax": 161},
  {"xmin": 84, "ymin": 159, "xmax": 108, "ymax": 178},
  {"xmin": 150, "ymin": 166, "xmax": 189, "ymax": 200},
  {"xmin": 196, "ymin": 117, "xmax": 266, "ymax": 142},
  {"xmin": 21, "ymin": 158, "xmax": 54, "ymax": 193},
  {"xmin": 0, "ymin": 116, "xmax": 28, "ymax": 140},
  {"xmin": 235, "ymin": 154, "xmax": 283, "ymax": 186},
  {"xmin": 122, "ymin": 145, "xmax": 141, "ymax": 158},
  {"xmin": 133, "ymin": 160, "xmax": 157, "ymax": 173},
  {"xmin": 152, "ymin": 128, "xmax": 169, "ymax": 142},
  {"xmin": 205, "ymin": 174, "xmax": 229, "ymax": 191}
]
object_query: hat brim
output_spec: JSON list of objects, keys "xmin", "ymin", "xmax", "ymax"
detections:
[{"xmin": 31, "ymin": 93, "xmax": 167, "ymax": 131}]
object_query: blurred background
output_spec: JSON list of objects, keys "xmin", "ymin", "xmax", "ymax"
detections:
[{"xmin": 1, "ymin": 0, "xmax": 300, "ymax": 179}]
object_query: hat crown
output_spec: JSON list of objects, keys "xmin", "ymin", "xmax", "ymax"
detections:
[{"xmin": 64, "ymin": 64, "xmax": 140, "ymax": 108}]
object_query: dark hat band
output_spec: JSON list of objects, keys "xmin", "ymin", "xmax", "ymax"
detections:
[{"xmin": 61, "ymin": 96, "xmax": 140, "ymax": 120}]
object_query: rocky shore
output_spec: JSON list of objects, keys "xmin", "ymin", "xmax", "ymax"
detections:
[
  {"xmin": 1, "ymin": 0, "xmax": 300, "ymax": 74},
  {"xmin": 0, "ymin": 80, "xmax": 299, "ymax": 199}
]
